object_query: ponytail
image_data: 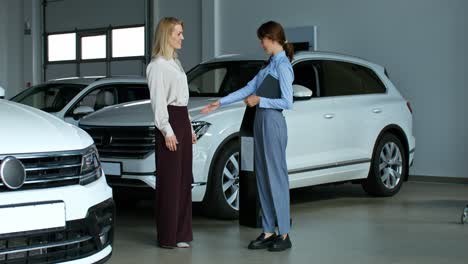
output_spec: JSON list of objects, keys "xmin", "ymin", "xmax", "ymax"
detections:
[{"xmin": 283, "ymin": 42, "xmax": 294, "ymax": 62}]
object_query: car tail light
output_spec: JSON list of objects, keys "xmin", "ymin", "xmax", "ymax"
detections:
[{"xmin": 406, "ymin": 101, "xmax": 413, "ymax": 114}]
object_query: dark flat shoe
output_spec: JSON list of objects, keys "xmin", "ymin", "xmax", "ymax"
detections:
[
  {"xmin": 268, "ymin": 235, "xmax": 292, "ymax": 252},
  {"xmin": 158, "ymin": 243, "xmax": 175, "ymax": 249},
  {"xmin": 248, "ymin": 233, "xmax": 277, "ymax": 250}
]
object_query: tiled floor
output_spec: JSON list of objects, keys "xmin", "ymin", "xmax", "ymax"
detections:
[{"xmin": 108, "ymin": 181, "xmax": 468, "ymax": 264}]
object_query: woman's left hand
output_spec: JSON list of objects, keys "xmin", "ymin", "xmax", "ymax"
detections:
[
  {"xmin": 192, "ymin": 132, "xmax": 197, "ymax": 144},
  {"xmin": 244, "ymin": 95, "xmax": 260, "ymax": 107}
]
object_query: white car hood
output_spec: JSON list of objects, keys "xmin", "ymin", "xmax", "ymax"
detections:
[
  {"xmin": 0, "ymin": 100, "xmax": 93, "ymax": 154},
  {"xmin": 79, "ymin": 97, "xmax": 239, "ymax": 127}
]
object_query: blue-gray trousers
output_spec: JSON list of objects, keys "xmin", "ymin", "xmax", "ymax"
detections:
[{"xmin": 253, "ymin": 107, "xmax": 290, "ymax": 235}]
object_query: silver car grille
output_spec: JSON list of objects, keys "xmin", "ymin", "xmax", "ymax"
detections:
[
  {"xmin": 79, "ymin": 126, "xmax": 156, "ymax": 159},
  {"xmin": 0, "ymin": 151, "xmax": 82, "ymax": 192}
]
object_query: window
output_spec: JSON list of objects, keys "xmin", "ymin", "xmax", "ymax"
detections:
[
  {"xmin": 321, "ymin": 61, "xmax": 386, "ymax": 97},
  {"xmin": 69, "ymin": 84, "xmax": 149, "ymax": 115},
  {"xmin": 45, "ymin": 25, "xmax": 146, "ymax": 79},
  {"xmin": 293, "ymin": 60, "xmax": 319, "ymax": 97},
  {"xmin": 116, "ymin": 85, "xmax": 150, "ymax": 102},
  {"xmin": 74, "ymin": 87, "xmax": 117, "ymax": 112},
  {"xmin": 189, "ymin": 67, "xmax": 228, "ymax": 96},
  {"xmin": 48, "ymin": 33, "xmax": 76, "ymax": 61},
  {"xmin": 222, "ymin": 62, "xmax": 263, "ymax": 96},
  {"xmin": 187, "ymin": 61, "xmax": 263, "ymax": 97},
  {"xmin": 356, "ymin": 66, "xmax": 386, "ymax": 94},
  {"xmin": 11, "ymin": 83, "xmax": 86, "ymax": 112},
  {"xmin": 81, "ymin": 35, "xmax": 106, "ymax": 60},
  {"xmin": 112, "ymin": 26, "xmax": 145, "ymax": 58}
]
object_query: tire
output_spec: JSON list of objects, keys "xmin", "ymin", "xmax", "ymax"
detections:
[
  {"xmin": 362, "ymin": 133, "xmax": 407, "ymax": 197},
  {"xmin": 203, "ymin": 140, "xmax": 240, "ymax": 219}
]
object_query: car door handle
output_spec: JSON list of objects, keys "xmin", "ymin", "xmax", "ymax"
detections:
[
  {"xmin": 323, "ymin": 113, "xmax": 335, "ymax": 119},
  {"xmin": 372, "ymin": 108, "xmax": 382, "ymax": 114}
]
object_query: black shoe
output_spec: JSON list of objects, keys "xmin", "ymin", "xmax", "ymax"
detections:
[
  {"xmin": 248, "ymin": 233, "xmax": 277, "ymax": 249},
  {"xmin": 158, "ymin": 244, "xmax": 175, "ymax": 249},
  {"xmin": 268, "ymin": 235, "xmax": 292, "ymax": 252}
]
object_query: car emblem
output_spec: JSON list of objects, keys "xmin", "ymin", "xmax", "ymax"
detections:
[{"xmin": 0, "ymin": 156, "xmax": 26, "ymax": 190}]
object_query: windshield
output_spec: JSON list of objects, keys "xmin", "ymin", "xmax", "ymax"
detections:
[
  {"xmin": 11, "ymin": 83, "xmax": 87, "ymax": 112},
  {"xmin": 187, "ymin": 61, "xmax": 263, "ymax": 97}
]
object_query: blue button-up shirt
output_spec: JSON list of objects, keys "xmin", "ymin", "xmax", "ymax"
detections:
[{"xmin": 219, "ymin": 51, "xmax": 294, "ymax": 110}]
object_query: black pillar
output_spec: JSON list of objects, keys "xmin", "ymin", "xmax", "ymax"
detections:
[{"xmin": 239, "ymin": 106, "xmax": 261, "ymax": 228}]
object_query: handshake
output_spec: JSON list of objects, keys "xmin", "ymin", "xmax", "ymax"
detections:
[{"xmin": 200, "ymin": 95, "xmax": 260, "ymax": 114}]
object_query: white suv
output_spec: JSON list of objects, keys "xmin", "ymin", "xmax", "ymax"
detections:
[
  {"xmin": 10, "ymin": 77, "xmax": 149, "ymax": 126},
  {"xmin": 0, "ymin": 99, "xmax": 114, "ymax": 263},
  {"xmin": 79, "ymin": 51, "xmax": 416, "ymax": 219}
]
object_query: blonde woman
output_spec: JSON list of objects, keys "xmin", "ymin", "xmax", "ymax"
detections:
[{"xmin": 146, "ymin": 17, "xmax": 196, "ymax": 249}]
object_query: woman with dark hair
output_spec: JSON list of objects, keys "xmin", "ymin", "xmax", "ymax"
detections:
[{"xmin": 201, "ymin": 20, "xmax": 294, "ymax": 252}]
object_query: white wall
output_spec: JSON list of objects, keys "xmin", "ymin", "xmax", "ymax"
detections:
[
  {"xmin": 0, "ymin": 0, "xmax": 25, "ymax": 98},
  {"xmin": 217, "ymin": 0, "xmax": 468, "ymax": 178}
]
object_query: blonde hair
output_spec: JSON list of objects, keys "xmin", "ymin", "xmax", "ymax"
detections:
[{"xmin": 151, "ymin": 17, "xmax": 184, "ymax": 60}]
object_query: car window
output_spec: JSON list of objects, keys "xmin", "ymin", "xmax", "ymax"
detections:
[
  {"xmin": 357, "ymin": 66, "xmax": 386, "ymax": 94},
  {"xmin": 220, "ymin": 62, "xmax": 263, "ymax": 96},
  {"xmin": 187, "ymin": 61, "xmax": 263, "ymax": 97},
  {"xmin": 74, "ymin": 86, "xmax": 117, "ymax": 112},
  {"xmin": 68, "ymin": 84, "xmax": 150, "ymax": 117},
  {"xmin": 11, "ymin": 83, "xmax": 86, "ymax": 112},
  {"xmin": 293, "ymin": 60, "xmax": 320, "ymax": 97},
  {"xmin": 321, "ymin": 60, "xmax": 386, "ymax": 97},
  {"xmin": 189, "ymin": 67, "xmax": 228, "ymax": 95},
  {"xmin": 116, "ymin": 84, "xmax": 150, "ymax": 103}
]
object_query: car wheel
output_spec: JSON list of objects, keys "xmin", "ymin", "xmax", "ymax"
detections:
[
  {"xmin": 203, "ymin": 140, "xmax": 240, "ymax": 219},
  {"xmin": 362, "ymin": 133, "xmax": 407, "ymax": 196}
]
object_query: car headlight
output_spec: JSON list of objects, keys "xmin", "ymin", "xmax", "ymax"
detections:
[
  {"xmin": 192, "ymin": 121, "xmax": 211, "ymax": 140},
  {"xmin": 80, "ymin": 145, "xmax": 102, "ymax": 185}
]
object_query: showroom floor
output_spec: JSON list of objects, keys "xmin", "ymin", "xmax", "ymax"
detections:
[{"xmin": 108, "ymin": 181, "xmax": 468, "ymax": 264}]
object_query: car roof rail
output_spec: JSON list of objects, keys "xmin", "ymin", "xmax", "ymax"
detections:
[{"xmin": 102, "ymin": 74, "xmax": 145, "ymax": 78}]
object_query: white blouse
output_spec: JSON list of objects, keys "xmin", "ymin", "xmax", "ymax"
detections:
[{"xmin": 146, "ymin": 56, "xmax": 191, "ymax": 137}]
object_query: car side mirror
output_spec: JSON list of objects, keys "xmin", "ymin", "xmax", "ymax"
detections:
[
  {"xmin": 0, "ymin": 86, "xmax": 5, "ymax": 99},
  {"xmin": 72, "ymin": 106, "xmax": 95, "ymax": 120},
  {"xmin": 293, "ymin": 84, "xmax": 313, "ymax": 101}
]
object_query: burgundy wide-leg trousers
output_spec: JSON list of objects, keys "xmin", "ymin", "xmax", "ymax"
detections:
[{"xmin": 155, "ymin": 105, "xmax": 193, "ymax": 247}]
